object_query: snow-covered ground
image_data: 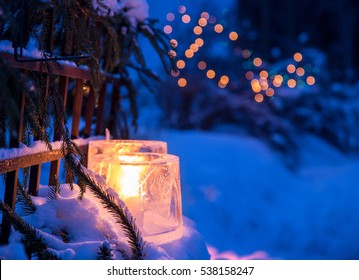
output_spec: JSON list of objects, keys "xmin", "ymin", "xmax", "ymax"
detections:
[
  {"xmin": 152, "ymin": 129, "xmax": 359, "ymax": 260},
  {"xmin": 1, "ymin": 127, "xmax": 359, "ymax": 260}
]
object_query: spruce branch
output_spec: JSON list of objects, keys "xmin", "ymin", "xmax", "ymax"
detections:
[
  {"xmin": 64, "ymin": 154, "xmax": 146, "ymax": 260},
  {"xmin": 17, "ymin": 181, "xmax": 36, "ymax": 215},
  {"xmin": 47, "ymin": 174, "xmax": 61, "ymax": 200},
  {"xmin": 0, "ymin": 200, "xmax": 59, "ymax": 260},
  {"xmin": 97, "ymin": 241, "xmax": 114, "ymax": 260}
]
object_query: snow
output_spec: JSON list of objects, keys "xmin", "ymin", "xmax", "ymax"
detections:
[
  {"xmin": 0, "ymin": 136, "xmax": 105, "ymax": 161},
  {"xmin": 152, "ymin": 129, "xmax": 359, "ymax": 260},
  {"xmin": 0, "ymin": 182, "xmax": 209, "ymax": 260},
  {"xmin": 96, "ymin": 0, "xmax": 149, "ymax": 25}
]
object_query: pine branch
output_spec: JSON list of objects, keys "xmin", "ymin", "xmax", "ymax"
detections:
[
  {"xmin": 47, "ymin": 175, "xmax": 61, "ymax": 200},
  {"xmin": 64, "ymin": 154, "xmax": 146, "ymax": 260},
  {"xmin": 17, "ymin": 182, "xmax": 36, "ymax": 215},
  {"xmin": 97, "ymin": 241, "xmax": 114, "ymax": 260},
  {"xmin": 0, "ymin": 201, "xmax": 59, "ymax": 260}
]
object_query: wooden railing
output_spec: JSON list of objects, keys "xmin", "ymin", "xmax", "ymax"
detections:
[{"xmin": 0, "ymin": 51, "xmax": 122, "ymax": 243}]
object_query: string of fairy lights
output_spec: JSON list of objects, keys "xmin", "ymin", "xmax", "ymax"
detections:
[{"xmin": 164, "ymin": 4, "xmax": 318, "ymax": 103}]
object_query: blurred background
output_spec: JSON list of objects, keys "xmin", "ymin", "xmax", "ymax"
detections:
[{"xmin": 134, "ymin": 0, "xmax": 359, "ymax": 260}]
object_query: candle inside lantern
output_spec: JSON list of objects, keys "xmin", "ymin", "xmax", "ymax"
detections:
[
  {"xmin": 106, "ymin": 155, "xmax": 146, "ymax": 226},
  {"xmin": 94, "ymin": 153, "xmax": 183, "ymax": 240}
]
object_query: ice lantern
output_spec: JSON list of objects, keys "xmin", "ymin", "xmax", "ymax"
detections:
[{"xmin": 94, "ymin": 153, "xmax": 183, "ymax": 241}]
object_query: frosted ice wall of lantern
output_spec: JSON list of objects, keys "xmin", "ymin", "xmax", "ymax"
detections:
[
  {"xmin": 87, "ymin": 140, "xmax": 167, "ymax": 169},
  {"xmin": 94, "ymin": 153, "xmax": 183, "ymax": 238}
]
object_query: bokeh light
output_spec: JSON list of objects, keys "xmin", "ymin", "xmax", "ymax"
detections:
[
  {"xmin": 245, "ymin": 71, "xmax": 254, "ymax": 80},
  {"xmin": 190, "ymin": 43, "xmax": 199, "ymax": 52},
  {"xmin": 201, "ymin": 12, "xmax": 210, "ymax": 20},
  {"xmin": 182, "ymin": 14, "xmax": 191, "ymax": 23},
  {"xmin": 185, "ymin": 49, "xmax": 194, "ymax": 58},
  {"xmin": 229, "ymin": 31, "xmax": 238, "ymax": 41},
  {"xmin": 166, "ymin": 13, "xmax": 175, "ymax": 22},
  {"xmin": 294, "ymin": 52, "xmax": 303, "ymax": 62},
  {"xmin": 253, "ymin": 57, "xmax": 263, "ymax": 67},
  {"xmin": 171, "ymin": 69, "xmax": 180, "ymax": 77},
  {"xmin": 287, "ymin": 79, "xmax": 297, "ymax": 88},
  {"xmin": 296, "ymin": 67, "xmax": 305, "ymax": 76},
  {"xmin": 287, "ymin": 64, "xmax": 296, "ymax": 73},
  {"xmin": 265, "ymin": 88, "xmax": 275, "ymax": 97},
  {"xmin": 306, "ymin": 76, "xmax": 316, "ymax": 85},
  {"xmin": 198, "ymin": 18, "xmax": 208, "ymax": 27},
  {"xmin": 206, "ymin": 69, "xmax": 216, "ymax": 79},
  {"xmin": 195, "ymin": 38, "xmax": 204, "ymax": 47},
  {"xmin": 176, "ymin": 60, "xmax": 186, "ymax": 69},
  {"xmin": 259, "ymin": 70, "xmax": 268, "ymax": 79},
  {"xmin": 214, "ymin": 24, "xmax": 224, "ymax": 33},
  {"xmin": 178, "ymin": 78, "xmax": 187, "ymax": 87},
  {"xmin": 198, "ymin": 61, "xmax": 207, "ymax": 70},
  {"xmin": 193, "ymin": 26, "xmax": 203, "ymax": 35},
  {"xmin": 220, "ymin": 75, "xmax": 230, "ymax": 85},
  {"xmin": 163, "ymin": 25, "xmax": 172, "ymax": 34},
  {"xmin": 242, "ymin": 50, "xmax": 251, "ymax": 59},
  {"xmin": 254, "ymin": 93, "xmax": 264, "ymax": 103},
  {"xmin": 178, "ymin": 5, "xmax": 186, "ymax": 14},
  {"xmin": 251, "ymin": 79, "xmax": 261, "ymax": 93},
  {"xmin": 218, "ymin": 81, "xmax": 227, "ymax": 89}
]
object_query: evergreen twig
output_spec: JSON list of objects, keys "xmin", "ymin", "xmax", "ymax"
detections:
[
  {"xmin": 17, "ymin": 181, "xmax": 36, "ymax": 214},
  {"xmin": 47, "ymin": 174, "xmax": 61, "ymax": 200},
  {"xmin": 0, "ymin": 201, "xmax": 59, "ymax": 260},
  {"xmin": 97, "ymin": 241, "xmax": 114, "ymax": 260}
]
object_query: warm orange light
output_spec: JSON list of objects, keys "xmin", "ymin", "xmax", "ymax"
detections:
[
  {"xmin": 190, "ymin": 43, "xmax": 199, "ymax": 52},
  {"xmin": 193, "ymin": 26, "xmax": 203, "ymax": 35},
  {"xmin": 206, "ymin": 69, "xmax": 216, "ymax": 79},
  {"xmin": 273, "ymin": 75, "xmax": 283, "ymax": 87},
  {"xmin": 253, "ymin": 57, "xmax": 262, "ymax": 67},
  {"xmin": 195, "ymin": 38, "xmax": 204, "ymax": 47},
  {"xmin": 259, "ymin": 70, "xmax": 268, "ymax": 79},
  {"xmin": 214, "ymin": 24, "xmax": 224, "ymax": 33},
  {"xmin": 185, "ymin": 49, "xmax": 194, "ymax": 58},
  {"xmin": 287, "ymin": 79, "xmax": 296, "ymax": 88},
  {"xmin": 251, "ymin": 79, "xmax": 261, "ymax": 93},
  {"xmin": 254, "ymin": 93, "xmax": 264, "ymax": 103},
  {"xmin": 178, "ymin": 78, "xmax": 187, "ymax": 87},
  {"xmin": 166, "ymin": 13, "xmax": 175, "ymax": 22},
  {"xmin": 294, "ymin": 52, "xmax": 303, "ymax": 62},
  {"xmin": 198, "ymin": 61, "xmax": 207, "ymax": 70},
  {"xmin": 229, "ymin": 31, "xmax": 238, "ymax": 41},
  {"xmin": 163, "ymin": 25, "xmax": 172, "ymax": 34},
  {"xmin": 245, "ymin": 71, "xmax": 254, "ymax": 80},
  {"xmin": 296, "ymin": 67, "xmax": 305, "ymax": 76},
  {"xmin": 265, "ymin": 88, "xmax": 275, "ymax": 97},
  {"xmin": 182, "ymin": 14, "xmax": 191, "ymax": 23},
  {"xmin": 218, "ymin": 81, "xmax": 227, "ymax": 88},
  {"xmin": 260, "ymin": 80, "xmax": 268, "ymax": 90},
  {"xmin": 201, "ymin": 12, "xmax": 210, "ymax": 20},
  {"xmin": 198, "ymin": 18, "xmax": 208, "ymax": 27},
  {"xmin": 287, "ymin": 64, "xmax": 296, "ymax": 73},
  {"xmin": 306, "ymin": 76, "xmax": 316, "ymax": 85},
  {"xmin": 176, "ymin": 60, "xmax": 186, "ymax": 69},
  {"xmin": 220, "ymin": 75, "xmax": 229, "ymax": 85}
]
